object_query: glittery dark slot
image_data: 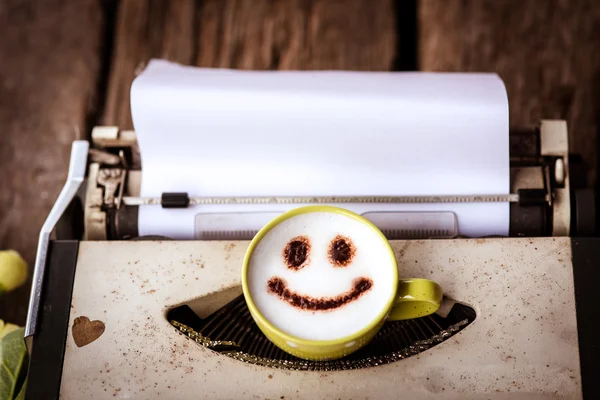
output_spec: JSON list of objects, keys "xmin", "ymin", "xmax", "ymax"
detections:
[{"xmin": 169, "ymin": 294, "xmax": 476, "ymax": 371}]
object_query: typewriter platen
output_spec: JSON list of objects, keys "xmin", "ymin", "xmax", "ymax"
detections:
[
  {"xmin": 24, "ymin": 120, "xmax": 599, "ymax": 397},
  {"xmin": 79, "ymin": 120, "xmax": 591, "ymax": 241}
]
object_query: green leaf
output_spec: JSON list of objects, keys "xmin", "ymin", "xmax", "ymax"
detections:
[
  {"xmin": 0, "ymin": 250, "xmax": 28, "ymax": 293},
  {"xmin": 0, "ymin": 320, "xmax": 20, "ymax": 339},
  {"xmin": 0, "ymin": 327, "xmax": 27, "ymax": 399}
]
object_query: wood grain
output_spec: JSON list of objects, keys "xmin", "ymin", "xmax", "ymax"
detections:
[
  {"xmin": 103, "ymin": 0, "xmax": 397, "ymax": 128},
  {"xmin": 0, "ymin": 0, "xmax": 107, "ymax": 324},
  {"xmin": 197, "ymin": 0, "xmax": 396, "ymax": 70},
  {"xmin": 419, "ymin": 0, "xmax": 600, "ymax": 187},
  {"xmin": 102, "ymin": 0, "xmax": 196, "ymax": 128}
]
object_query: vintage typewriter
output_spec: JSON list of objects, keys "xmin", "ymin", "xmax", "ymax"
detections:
[{"xmin": 23, "ymin": 61, "xmax": 598, "ymax": 399}]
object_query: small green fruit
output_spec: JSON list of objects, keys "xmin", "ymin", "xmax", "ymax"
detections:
[{"xmin": 0, "ymin": 250, "xmax": 28, "ymax": 294}]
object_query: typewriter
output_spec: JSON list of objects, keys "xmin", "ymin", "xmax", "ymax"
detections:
[{"xmin": 23, "ymin": 60, "xmax": 598, "ymax": 399}]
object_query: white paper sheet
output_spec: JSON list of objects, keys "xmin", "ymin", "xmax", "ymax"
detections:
[{"xmin": 130, "ymin": 59, "xmax": 510, "ymax": 239}]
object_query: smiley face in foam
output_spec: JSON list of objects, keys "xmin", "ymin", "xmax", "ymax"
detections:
[
  {"xmin": 247, "ymin": 211, "xmax": 396, "ymax": 341},
  {"xmin": 266, "ymin": 234, "xmax": 374, "ymax": 311}
]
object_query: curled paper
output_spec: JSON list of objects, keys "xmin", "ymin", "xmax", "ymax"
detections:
[{"xmin": 131, "ymin": 60, "xmax": 510, "ymax": 239}]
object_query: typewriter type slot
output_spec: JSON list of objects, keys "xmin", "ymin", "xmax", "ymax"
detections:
[{"xmin": 167, "ymin": 296, "xmax": 476, "ymax": 371}]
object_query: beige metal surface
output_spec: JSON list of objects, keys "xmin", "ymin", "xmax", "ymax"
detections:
[
  {"xmin": 91, "ymin": 126, "xmax": 120, "ymax": 141},
  {"xmin": 60, "ymin": 238, "xmax": 581, "ymax": 399}
]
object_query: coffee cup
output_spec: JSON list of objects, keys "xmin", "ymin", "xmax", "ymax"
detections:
[{"xmin": 241, "ymin": 205, "xmax": 443, "ymax": 361}]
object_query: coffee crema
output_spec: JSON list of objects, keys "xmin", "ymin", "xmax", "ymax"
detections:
[{"xmin": 248, "ymin": 211, "xmax": 396, "ymax": 341}]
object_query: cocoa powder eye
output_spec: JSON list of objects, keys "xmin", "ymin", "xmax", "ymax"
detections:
[
  {"xmin": 283, "ymin": 236, "xmax": 310, "ymax": 270},
  {"xmin": 328, "ymin": 235, "xmax": 355, "ymax": 267}
]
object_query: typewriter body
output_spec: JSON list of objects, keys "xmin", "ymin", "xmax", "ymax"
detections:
[{"xmin": 23, "ymin": 62, "xmax": 599, "ymax": 399}]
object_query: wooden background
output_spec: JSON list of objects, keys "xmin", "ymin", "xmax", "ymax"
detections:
[{"xmin": 1, "ymin": 0, "xmax": 599, "ymax": 324}]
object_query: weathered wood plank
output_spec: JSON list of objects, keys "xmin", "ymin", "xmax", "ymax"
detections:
[
  {"xmin": 419, "ymin": 0, "xmax": 600, "ymax": 187},
  {"xmin": 102, "ymin": 0, "xmax": 196, "ymax": 129},
  {"xmin": 305, "ymin": 0, "xmax": 397, "ymax": 70},
  {"xmin": 0, "ymin": 0, "xmax": 107, "ymax": 324},
  {"xmin": 103, "ymin": 0, "xmax": 397, "ymax": 128},
  {"xmin": 197, "ymin": 0, "xmax": 396, "ymax": 70}
]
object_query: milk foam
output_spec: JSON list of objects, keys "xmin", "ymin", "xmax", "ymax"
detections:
[{"xmin": 248, "ymin": 211, "xmax": 396, "ymax": 341}]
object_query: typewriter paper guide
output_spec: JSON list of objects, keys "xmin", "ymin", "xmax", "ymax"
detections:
[{"xmin": 131, "ymin": 59, "xmax": 510, "ymax": 239}]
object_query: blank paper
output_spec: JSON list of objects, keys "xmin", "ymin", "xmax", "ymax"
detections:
[{"xmin": 130, "ymin": 59, "xmax": 510, "ymax": 239}]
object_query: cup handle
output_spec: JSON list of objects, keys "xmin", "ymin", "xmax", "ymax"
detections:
[{"xmin": 387, "ymin": 278, "xmax": 443, "ymax": 321}]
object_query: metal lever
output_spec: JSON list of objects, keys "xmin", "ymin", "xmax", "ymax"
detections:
[
  {"xmin": 97, "ymin": 168, "xmax": 123, "ymax": 206},
  {"xmin": 24, "ymin": 140, "xmax": 89, "ymax": 352}
]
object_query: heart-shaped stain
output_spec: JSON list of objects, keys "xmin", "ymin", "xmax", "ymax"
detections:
[{"xmin": 72, "ymin": 316, "xmax": 105, "ymax": 347}]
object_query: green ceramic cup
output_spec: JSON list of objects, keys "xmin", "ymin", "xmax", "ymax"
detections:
[{"xmin": 241, "ymin": 205, "xmax": 443, "ymax": 361}]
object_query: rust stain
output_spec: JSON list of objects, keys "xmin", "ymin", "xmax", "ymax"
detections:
[
  {"xmin": 396, "ymin": 241, "xmax": 411, "ymax": 259},
  {"xmin": 224, "ymin": 244, "xmax": 233, "ymax": 260},
  {"xmin": 72, "ymin": 316, "xmax": 105, "ymax": 347},
  {"xmin": 224, "ymin": 243, "xmax": 236, "ymax": 252}
]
